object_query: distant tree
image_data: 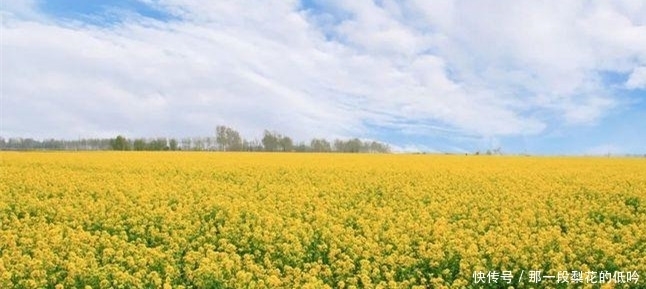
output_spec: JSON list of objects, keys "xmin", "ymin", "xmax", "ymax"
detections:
[
  {"xmin": 216, "ymin": 126, "xmax": 226, "ymax": 150},
  {"xmin": 145, "ymin": 138, "xmax": 166, "ymax": 150},
  {"xmin": 368, "ymin": 141, "xmax": 378, "ymax": 153},
  {"xmin": 347, "ymin": 138, "xmax": 361, "ymax": 153},
  {"xmin": 110, "ymin": 135, "xmax": 129, "ymax": 150},
  {"xmin": 216, "ymin": 125, "xmax": 243, "ymax": 151},
  {"xmin": 169, "ymin": 138, "xmax": 178, "ymax": 151},
  {"xmin": 262, "ymin": 130, "xmax": 280, "ymax": 152},
  {"xmin": 133, "ymin": 139, "xmax": 146, "ymax": 151},
  {"xmin": 192, "ymin": 137, "xmax": 205, "ymax": 151},
  {"xmin": 294, "ymin": 142, "xmax": 309, "ymax": 152},
  {"xmin": 243, "ymin": 139, "xmax": 263, "ymax": 151},
  {"xmin": 333, "ymin": 139, "xmax": 344, "ymax": 152},
  {"xmin": 368, "ymin": 141, "xmax": 390, "ymax": 153},
  {"xmin": 1, "ymin": 125, "xmax": 392, "ymax": 153},
  {"xmin": 181, "ymin": 138, "xmax": 192, "ymax": 150},
  {"xmin": 228, "ymin": 131, "xmax": 242, "ymax": 151},
  {"xmin": 310, "ymin": 138, "xmax": 331, "ymax": 152},
  {"xmin": 279, "ymin": 136, "xmax": 293, "ymax": 152},
  {"xmin": 334, "ymin": 138, "xmax": 362, "ymax": 153},
  {"xmin": 204, "ymin": 137, "xmax": 216, "ymax": 151},
  {"xmin": 23, "ymin": 138, "xmax": 38, "ymax": 150}
]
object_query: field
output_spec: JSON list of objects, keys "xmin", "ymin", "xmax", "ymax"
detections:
[{"xmin": 1, "ymin": 152, "xmax": 645, "ymax": 288}]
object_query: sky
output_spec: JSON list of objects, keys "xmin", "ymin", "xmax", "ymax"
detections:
[{"xmin": 1, "ymin": 0, "xmax": 645, "ymax": 155}]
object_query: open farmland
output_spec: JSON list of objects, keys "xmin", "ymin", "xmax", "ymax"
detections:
[{"xmin": 1, "ymin": 152, "xmax": 645, "ymax": 288}]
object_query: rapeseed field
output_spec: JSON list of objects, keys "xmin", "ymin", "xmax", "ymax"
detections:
[{"xmin": 1, "ymin": 152, "xmax": 644, "ymax": 288}]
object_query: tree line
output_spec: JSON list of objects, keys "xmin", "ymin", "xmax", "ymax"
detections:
[
  {"xmin": 0, "ymin": 138, "xmax": 112, "ymax": 151},
  {"xmin": 1, "ymin": 125, "xmax": 390, "ymax": 153}
]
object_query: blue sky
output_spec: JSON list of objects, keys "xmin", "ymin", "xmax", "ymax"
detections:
[
  {"xmin": 1, "ymin": 0, "xmax": 645, "ymax": 154},
  {"xmin": 38, "ymin": 0, "xmax": 174, "ymax": 24}
]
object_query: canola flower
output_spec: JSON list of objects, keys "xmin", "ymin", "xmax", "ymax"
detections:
[{"xmin": 1, "ymin": 152, "xmax": 645, "ymax": 288}]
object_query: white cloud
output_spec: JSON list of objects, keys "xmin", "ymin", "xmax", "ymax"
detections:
[
  {"xmin": 0, "ymin": 0, "xmax": 41, "ymax": 20},
  {"xmin": 562, "ymin": 96, "xmax": 616, "ymax": 125},
  {"xmin": 389, "ymin": 143, "xmax": 439, "ymax": 154},
  {"xmin": 626, "ymin": 67, "xmax": 646, "ymax": 89},
  {"xmin": 584, "ymin": 144, "xmax": 623, "ymax": 156},
  {"xmin": 1, "ymin": 0, "xmax": 645, "ymax": 144}
]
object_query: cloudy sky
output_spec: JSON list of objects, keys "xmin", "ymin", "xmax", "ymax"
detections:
[{"xmin": 2, "ymin": 0, "xmax": 645, "ymax": 154}]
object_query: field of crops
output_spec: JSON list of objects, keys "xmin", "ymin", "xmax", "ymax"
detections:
[{"xmin": 1, "ymin": 152, "xmax": 645, "ymax": 288}]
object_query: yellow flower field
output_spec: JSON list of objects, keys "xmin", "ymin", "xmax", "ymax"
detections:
[{"xmin": 1, "ymin": 152, "xmax": 645, "ymax": 288}]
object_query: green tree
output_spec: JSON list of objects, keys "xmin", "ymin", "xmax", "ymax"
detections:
[
  {"xmin": 148, "ymin": 138, "xmax": 168, "ymax": 150},
  {"xmin": 133, "ymin": 139, "xmax": 146, "ymax": 151},
  {"xmin": 216, "ymin": 125, "xmax": 243, "ymax": 151},
  {"xmin": 111, "ymin": 135, "xmax": 129, "ymax": 151},
  {"xmin": 279, "ymin": 136, "xmax": 293, "ymax": 152},
  {"xmin": 310, "ymin": 138, "xmax": 331, "ymax": 152},
  {"xmin": 262, "ymin": 130, "xmax": 279, "ymax": 152},
  {"xmin": 169, "ymin": 138, "xmax": 178, "ymax": 151},
  {"xmin": 369, "ymin": 141, "xmax": 390, "ymax": 153},
  {"xmin": 347, "ymin": 138, "xmax": 362, "ymax": 153}
]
